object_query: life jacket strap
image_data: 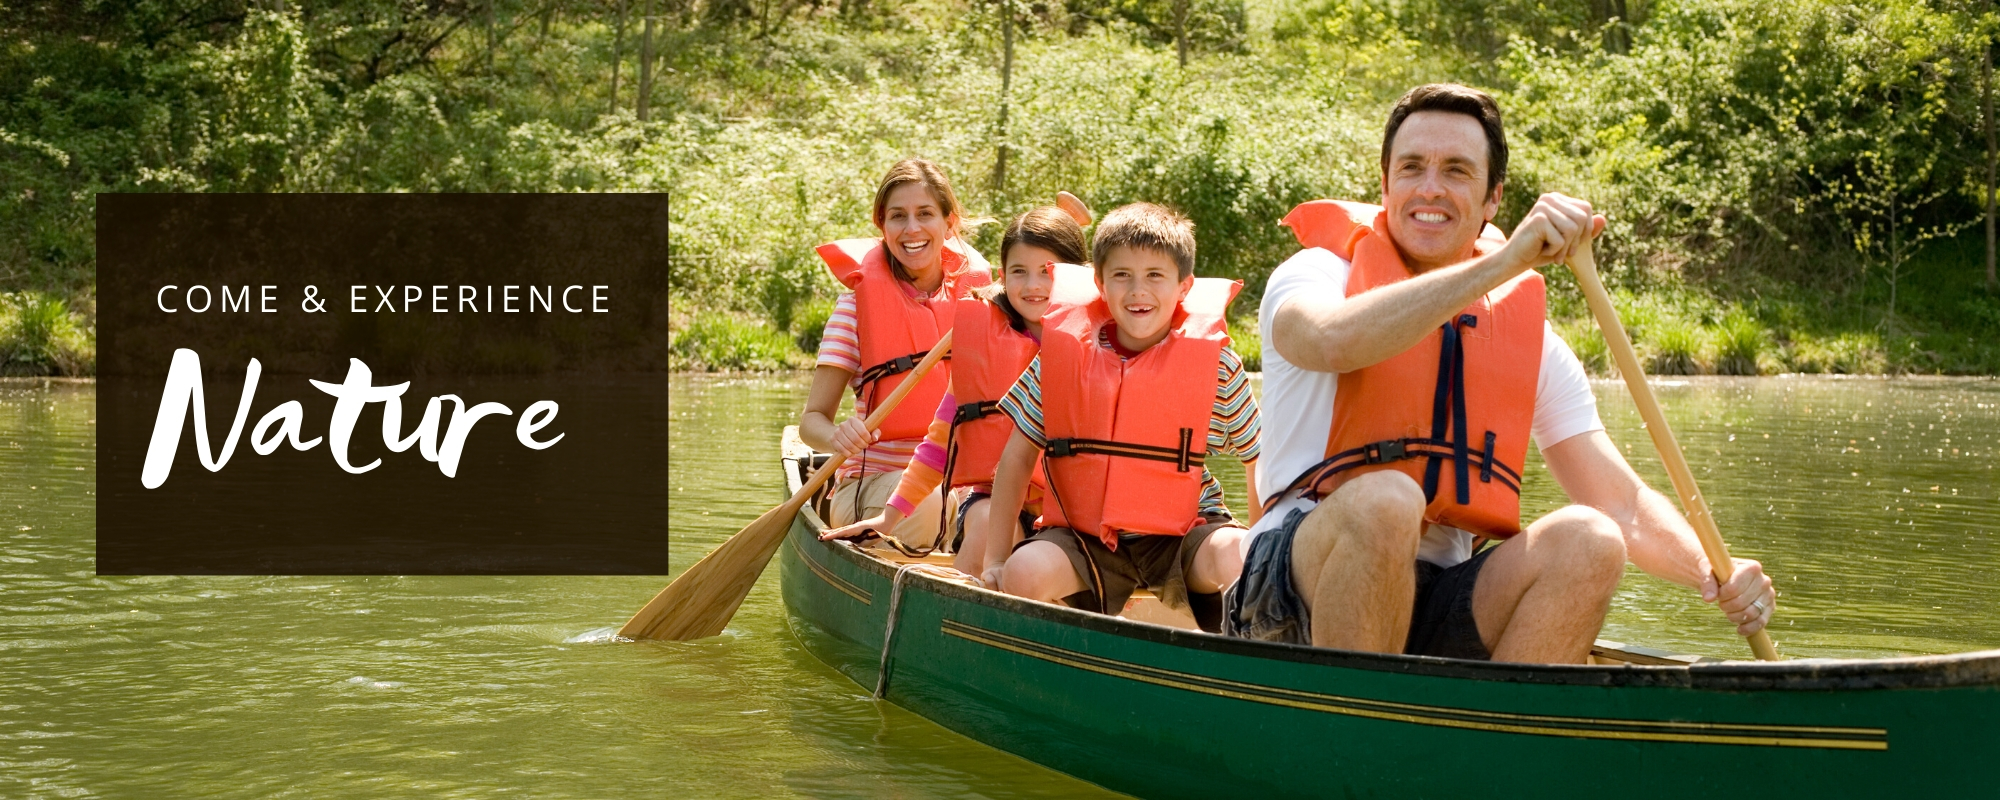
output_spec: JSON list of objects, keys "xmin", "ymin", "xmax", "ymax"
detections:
[
  {"xmin": 855, "ymin": 348, "xmax": 941, "ymax": 390},
  {"xmin": 1261, "ymin": 435, "xmax": 1523, "ymax": 514},
  {"xmin": 953, "ymin": 400, "xmax": 1002, "ymax": 424},
  {"xmin": 1045, "ymin": 428, "xmax": 1204, "ymax": 473}
]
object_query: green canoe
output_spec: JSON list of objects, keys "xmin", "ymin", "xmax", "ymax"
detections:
[{"xmin": 773, "ymin": 428, "xmax": 2000, "ymax": 798}]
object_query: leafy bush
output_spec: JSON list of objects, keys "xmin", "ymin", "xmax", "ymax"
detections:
[
  {"xmin": 6, "ymin": 0, "xmax": 1996, "ymax": 375},
  {"xmin": 0, "ymin": 292, "xmax": 92, "ymax": 376},
  {"xmin": 1712, "ymin": 308, "xmax": 1767, "ymax": 376},
  {"xmin": 1786, "ymin": 332, "xmax": 1887, "ymax": 375},
  {"xmin": 1555, "ymin": 318, "xmax": 1613, "ymax": 377},
  {"xmin": 1226, "ymin": 314, "xmax": 1261, "ymax": 372},
  {"xmin": 671, "ymin": 313, "xmax": 803, "ymax": 371},
  {"xmin": 1645, "ymin": 317, "xmax": 1706, "ymax": 376}
]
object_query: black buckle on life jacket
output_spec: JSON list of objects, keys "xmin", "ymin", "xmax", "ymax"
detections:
[
  {"xmin": 1363, "ymin": 439, "xmax": 1407, "ymax": 464},
  {"xmin": 1047, "ymin": 438, "xmax": 1075, "ymax": 458},
  {"xmin": 1480, "ymin": 431, "xmax": 1497, "ymax": 483},
  {"xmin": 954, "ymin": 401, "xmax": 997, "ymax": 424},
  {"xmin": 887, "ymin": 354, "xmax": 916, "ymax": 374}
]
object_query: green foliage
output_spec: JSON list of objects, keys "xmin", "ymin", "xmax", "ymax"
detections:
[
  {"xmin": 793, "ymin": 299, "xmax": 836, "ymax": 355},
  {"xmin": 1645, "ymin": 316, "xmax": 1705, "ymax": 375},
  {"xmin": 0, "ymin": 292, "xmax": 93, "ymax": 376},
  {"xmin": 4, "ymin": 0, "xmax": 1997, "ymax": 374},
  {"xmin": 1712, "ymin": 308, "xmax": 1767, "ymax": 376},
  {"xmin": 1787, "ymin": 331, "xmax": 1887, "ymax": 375},
  {"xmin": 1226, "ymin": 314, "xmax": 1261, "ymax": 372},
  {"xmin": 672, "ymin": 313, "xmax": 804, "ymax": 371},
  {"xmin": 1555, "ymin": 318, "xmax": 1612, "ymax": 376}
]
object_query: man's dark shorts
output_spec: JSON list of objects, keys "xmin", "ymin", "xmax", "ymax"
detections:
[
  {"xmin": 1222, "ymin": 507, "xmax": 1495, "ymax": 660},
  {"xmin": 1019, "ymin": 512, "xmax": 1235, "ymax": 618}
]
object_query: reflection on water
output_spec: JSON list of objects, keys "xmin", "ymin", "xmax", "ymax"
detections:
[{"xmin": 5, "ymin": 375, "xmax": 1997, "ymax": 797}]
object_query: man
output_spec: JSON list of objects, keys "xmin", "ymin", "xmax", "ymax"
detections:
[{"xmin": 1227, "ymin": 83, "xmax": 1775, "ymax": 664}]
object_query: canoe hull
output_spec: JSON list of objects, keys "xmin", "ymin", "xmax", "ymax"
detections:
[{"xmin": 776, "ymin": 490, "xmax": 1999, "ymax": 798}]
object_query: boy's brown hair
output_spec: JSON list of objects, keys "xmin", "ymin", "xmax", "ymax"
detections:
[
  {"xmin": 1091, "ymin": 203, "xmax": 1196, "ymax": 280},
  {"xmin": 978, "ymin": 205, "xmax": 1091, "ymax": 331}
]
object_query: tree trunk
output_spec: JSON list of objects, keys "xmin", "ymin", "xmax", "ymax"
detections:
[
  {"xmin": 993, "ymin": 0, "xmax": 1013, "ymax": 192},
  {"xmin": 1174, "ymin": 0, "xmax": 1188, "ymax": 67},
  {"xmin": 611, "ymin": 0, "xmax": 626, "ymax": 114},
  {"xmin": 1985, "ymin": 32, "xmax": 1996, "ymax": 292},
  {"xmin": 638, "ymin": 0, "xmax": 655, "ymax": 122},
  {"xmin": 486, "ymin": 0, "xmax": 497, "ymax": 73}
]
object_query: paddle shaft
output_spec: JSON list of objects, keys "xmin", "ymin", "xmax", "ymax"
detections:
[
  {"xmin": 618, "ymin": 331, "xmax": 954, "ymax": 640},
  {"xmin": 1566, "ymin": 242, "xmax": 1780, "ymax": 662}
]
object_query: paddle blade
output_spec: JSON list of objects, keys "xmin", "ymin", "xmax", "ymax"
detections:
[{"xmin": 619, "ymin": 494, "xmax": 810, "ymax": 641}]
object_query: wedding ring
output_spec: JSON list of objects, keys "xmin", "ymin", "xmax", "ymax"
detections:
[{"xmin": 1750, "ymin": 598, "xmax": 1768, "ymax": 618}]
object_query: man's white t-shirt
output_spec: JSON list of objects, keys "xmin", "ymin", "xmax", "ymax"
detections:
[{"xmin": 1250, "ymin": 247, "xmax": 1606, "ymax": 567}]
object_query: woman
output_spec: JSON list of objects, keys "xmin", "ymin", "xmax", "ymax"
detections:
[
  {"xmin": 802, "ymin": 159, "xmax": 991, "ymax": 542},
  {"xmin": 821, "ymin": 198, "xmax": 1094, "ymax": 586}
]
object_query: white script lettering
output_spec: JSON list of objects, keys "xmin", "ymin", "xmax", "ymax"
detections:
[{"xmin": 141, "ymin": 350, "xmax": 563, "ymax": 488}]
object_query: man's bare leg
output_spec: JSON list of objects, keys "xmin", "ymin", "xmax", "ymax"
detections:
[
  {"xmin": 1000, "ymin": 540, "xmax": 1086, "ymax": 603},
  {"xmin": 1470, "ymin": 505, "xmax": 1627, "ymax": 663},
  {"xmin": 1288, "ymin": 471, "xmax": 1428, "ymax": 652}
]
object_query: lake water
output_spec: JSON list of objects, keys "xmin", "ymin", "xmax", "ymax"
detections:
[{"xmin": 4, "ymin": 374, "xmax": 1996, "ymax": 797}]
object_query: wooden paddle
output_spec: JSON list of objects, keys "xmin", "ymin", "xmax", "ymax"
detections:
[
  {"xmin": 1566, "ymin": 239, "xmax": 1781, "ymax": 661},
  {"xmin": 621, "ymin": 331, "xmax": 955, "ymax": 641}
]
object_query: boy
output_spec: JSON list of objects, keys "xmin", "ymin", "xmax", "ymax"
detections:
[{"xmin": 977, "ymin": 203, "xmax": 1262, "ymax": 633}]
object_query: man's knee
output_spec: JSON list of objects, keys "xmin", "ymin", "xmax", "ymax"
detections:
[
  {"xmin": 1318, "ymin": 470, "xmax": 1427, "ymax": 558},
  {"xmin": 1539, "ymin": 505, "xmax": 1626, "ymax": 588},
  {"xmin": 1001, "ymin": 541, "xmax": 1076, "ymax": 601}
]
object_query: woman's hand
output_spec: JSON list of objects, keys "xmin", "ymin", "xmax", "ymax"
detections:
[
  {"xmin": 821, "ymin": 506, "xmax": 905, "ymax": 541},
  {"xmin": 827, "ymin": 414, "xmax": 879, "ymax": 460}
]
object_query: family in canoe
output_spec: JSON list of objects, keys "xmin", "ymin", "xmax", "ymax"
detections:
[{"xmin": 805, "ymin": 83, "xmax": 1777, "ymax": 666}]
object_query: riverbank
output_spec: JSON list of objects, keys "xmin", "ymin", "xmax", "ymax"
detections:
[
  {"xmin": 0, "ymin": 290, "xmax": 93, "ymax": 377},
  {"xmin": 670, "ymin": 244, "xmax": 2000, "ymax": 377}
]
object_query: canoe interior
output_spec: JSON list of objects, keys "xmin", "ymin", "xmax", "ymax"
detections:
[{"xmin": 780, "ymin": 426, "xmax": 1711, "ymax": 666}]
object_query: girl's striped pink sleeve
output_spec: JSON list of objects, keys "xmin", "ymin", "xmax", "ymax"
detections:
[{"xmin": 885, "ymin": 390, "xmax": 957, "ymax": 516}]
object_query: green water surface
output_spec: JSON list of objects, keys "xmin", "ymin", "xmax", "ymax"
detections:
[{"xmin": 3, "ymin": 375, "xmax": 1996, "ymax": 798}]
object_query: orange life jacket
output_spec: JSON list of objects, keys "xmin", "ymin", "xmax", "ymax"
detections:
[
  {"xmin": 1274, "ymin": 200, "xmax": 1543, "ymax": 538},
  {"xmin": 1037, "ymin": 277, "xmax": 1242, "ymax": 548},
  {"xmin": 944, "ymin": 262, "xmax": 1100, "ymax": 493},
  {"xmin": 819, "ymin": 237, "xmax": 992, "ymax": 442}
]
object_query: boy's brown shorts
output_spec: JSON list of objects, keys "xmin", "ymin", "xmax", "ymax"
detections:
[{"xmin": 1018, "ymin": 513, "xmax": 1237, "ymax": 616}]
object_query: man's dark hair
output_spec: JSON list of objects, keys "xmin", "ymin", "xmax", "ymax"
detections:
[{"xmin": 1381, "ymin": 83, "xmax": 1507, "ymax": 196}]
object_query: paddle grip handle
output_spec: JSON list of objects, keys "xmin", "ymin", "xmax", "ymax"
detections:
[{"xmin": 1566, "ymin": 241, "xmax": 1780, "ymax": 662}]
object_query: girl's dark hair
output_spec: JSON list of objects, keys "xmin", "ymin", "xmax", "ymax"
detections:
[{"xmin": 979, "ymin": 206, "xmax": 1090, "ymax": 330}]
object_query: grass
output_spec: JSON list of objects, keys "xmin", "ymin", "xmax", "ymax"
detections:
[
  {"xmin": 0, "ymin": 291, "xmax": 93, "ymax": 376},
  {"xmin": 670, "ymin": 312, "xmax": 806, "ymax": 372}
]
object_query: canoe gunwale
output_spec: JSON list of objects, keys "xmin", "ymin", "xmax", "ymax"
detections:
[{"xmin": 782, "ymin": 429, "xmax": 2000, "ymax": 692}]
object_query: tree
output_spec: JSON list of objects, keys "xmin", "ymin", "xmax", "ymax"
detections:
[{"xmin": 993, "ymin": 0, "xmax": 1015, "ymax": 191}]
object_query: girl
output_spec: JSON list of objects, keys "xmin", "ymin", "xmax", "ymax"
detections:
[
  {"xmin": 802, "ymin": 159, "xmax": 992, "ymax": 541},
  {"xmin": 822, "ymin": 197, "xmax": 1094, "ymax": 587}
]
